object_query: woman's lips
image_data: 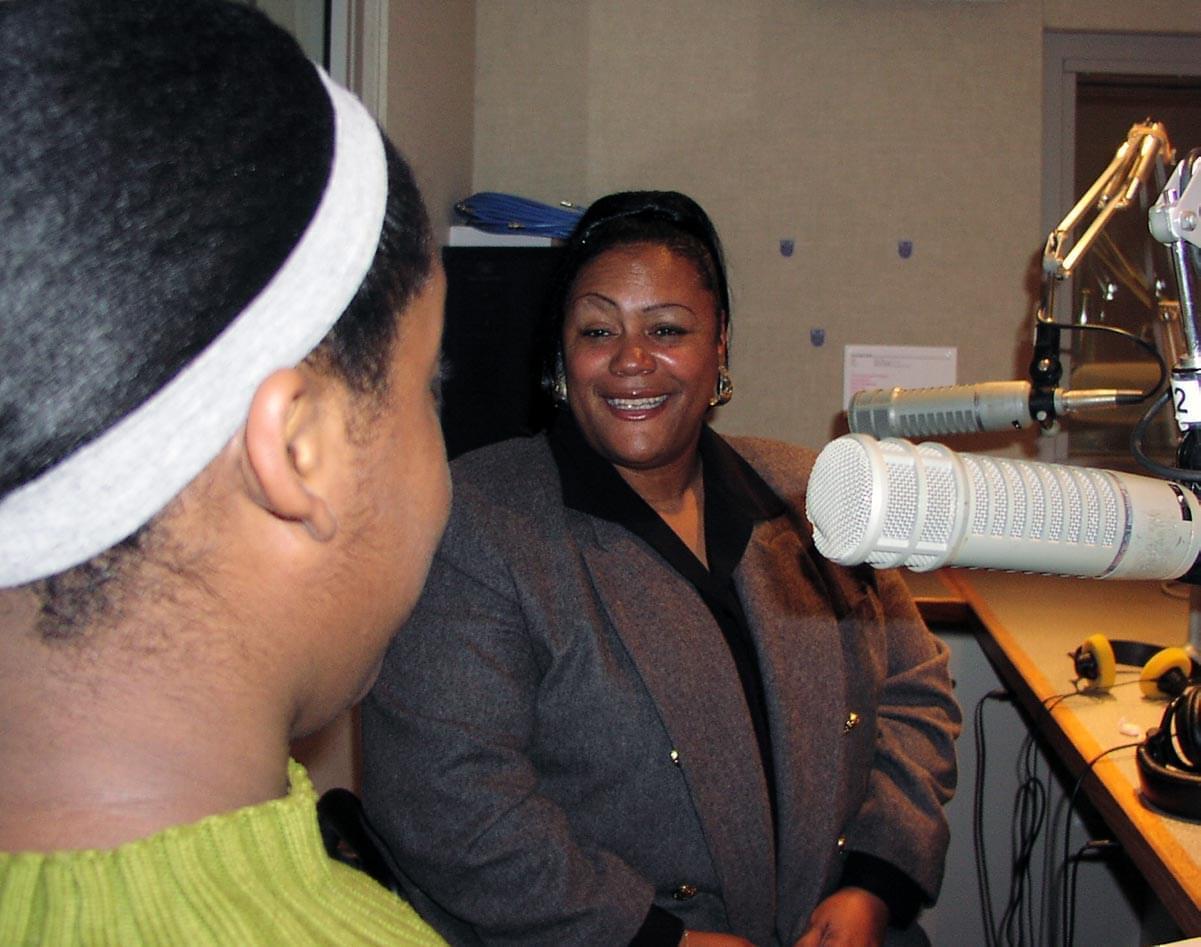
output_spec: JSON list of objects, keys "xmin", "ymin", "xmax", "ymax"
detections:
[{"xmin": 604, "ymin": 394, "xmax": 668, "ymax": 412}]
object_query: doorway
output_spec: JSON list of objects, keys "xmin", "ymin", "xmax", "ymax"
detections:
[{"xmin": 1044, "ymin": 32, "xmax": 1201, "ymax": 469}]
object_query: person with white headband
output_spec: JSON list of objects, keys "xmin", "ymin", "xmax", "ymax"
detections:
[{"xmin": 0, "ymin": 1, "xmax": 450, "ymax": 943}]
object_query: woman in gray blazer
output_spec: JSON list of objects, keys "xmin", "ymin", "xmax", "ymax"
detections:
[{"xmin": 362, "ymin": 191, "xmax": 961, "ymax": 947}]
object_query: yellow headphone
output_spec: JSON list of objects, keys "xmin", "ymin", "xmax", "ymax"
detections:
[{"xmin": 1072, "ymin": 634, "xmax": 1195, "ymax": 699}]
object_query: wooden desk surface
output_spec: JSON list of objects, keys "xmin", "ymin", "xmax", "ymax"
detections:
[{"xmin": 914, "ymin": 570, "xmax": 1201, "ymax": 932}]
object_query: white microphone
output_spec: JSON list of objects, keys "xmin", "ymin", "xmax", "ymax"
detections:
[
  {"xmin": 805, "ymin": 433, "xmax": 1201, "ymax": 581},
  {"xmin": 847, "ymin": 381, "xmax": 1143, "ymax": 439}
]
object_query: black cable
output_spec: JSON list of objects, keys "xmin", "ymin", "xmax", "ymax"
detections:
[
  {"xmin": 1068, "ymin": 844, "xmax": 1086, "ymax": 945},
  {"xmin": 1043, "ymin": 690, "xmax": 1080, "ymax": 713},
  {"xmin": 997, "ymin": 730, "xmax": 1048, "ymax": 945},
  {"xmin": 1066, "ymin": 839, "xmax": 1121, "ymax": 947},
  {"xmin": 1044, "ymin": 318, "xmax": 1168, "ymax": 402},
  {"xmin": 1022, "ymin": 735, "xmax": 1048, "ymax": 944},
  {"xmin": 975, "ymin": 687, "xmax": 1142, "ymax": 945},
  {"xmin": 1129, "ymin": 389, "xmax": 1201, "ymax": 482},
  {"xmin": 974, "ymin": 689, "xmax": 1012, "ymax": 947},
  {"xmin": 1026, "ymin": 735, "xmax": 1048, "ymax": 945},
  {"xmin": 1044, "ymin": 676, "xmax": 1144, "ymax": 712},
  {"xmin": 1042, "ymin": 788, "xmax": 1070, "ymax": 946},
  {"xmin": 973, "ymin": 691, "xmax": 995, "ymax": 947},
  {"xmin": 1060, "ymin": 742, "xmax": 1141, "ymax": 947}
]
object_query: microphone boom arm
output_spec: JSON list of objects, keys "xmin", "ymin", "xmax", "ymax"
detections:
[
  {"xmin": 1043, "ymin": 122, "xmax": 1173, "ymax": 298},
  {"xmin": 1032, "ymin": 123, "xmax": 1173, "ymax": 409}
]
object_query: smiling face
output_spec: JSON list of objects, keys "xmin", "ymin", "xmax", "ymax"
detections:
[{"xmin": 562, "ymin": 242, "xmax": 727, "ymax": 484}]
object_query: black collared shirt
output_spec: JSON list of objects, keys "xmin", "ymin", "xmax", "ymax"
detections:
[{"xmin": 549, "ymin": 413, "xmax": 785, "ymax": 828}]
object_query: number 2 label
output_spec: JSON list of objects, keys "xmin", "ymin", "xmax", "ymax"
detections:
[{"xmin": 1171, "ymin": 377, "xmax": 1201, "ymax": 429}]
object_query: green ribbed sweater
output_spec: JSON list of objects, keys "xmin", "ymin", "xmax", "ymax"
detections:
[{"xmin": 0, "ymin": 760, "xmax": 446, "ymax": 945}]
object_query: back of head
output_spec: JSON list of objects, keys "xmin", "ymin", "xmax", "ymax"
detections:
[
  {"xmin": 0, "ymin": 0, "xmax": 431, "ymax": 596},
  {"xmin": 1, "ymin": 0, "xmax": 329, "ymax": 495}
]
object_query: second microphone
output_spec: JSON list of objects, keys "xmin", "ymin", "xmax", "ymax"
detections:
[{"xmin": 848, "ymin": 380, "xmax": 1143, "ymax": 439}]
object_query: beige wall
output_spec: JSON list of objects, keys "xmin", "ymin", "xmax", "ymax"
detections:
[
  {"xmin": 1043, "ymin": 0, "xmax": 1198, "ymax": 32},
  {"xmin": 384, "ymin": 0, "xmax": 476, "ymax": 233},
  {"xmin": 472, "ymin": 0, "xmax": 1201, "ymax": 451}
]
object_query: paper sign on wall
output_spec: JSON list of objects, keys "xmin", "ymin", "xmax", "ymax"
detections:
[{"xmin": 843, "ymin": 345, "xmax": 957, "ymax": 410}]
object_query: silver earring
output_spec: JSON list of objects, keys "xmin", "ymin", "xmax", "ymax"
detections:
[
  {"xmin": 710, "ymin": 364, "xmax": 733, "ymax": 407},
  {"xmin": 551, "ymin": 351, "xmax": 569, "ymax": 404}
]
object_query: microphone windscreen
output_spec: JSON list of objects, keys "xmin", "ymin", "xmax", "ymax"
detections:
[
  {"xmin": 806, "ymin": 434, "xmax": 1201, "ymax": 580},
  {"xmin": 806, "ymin": 435, "xmax": 958, "ymax": 570}
]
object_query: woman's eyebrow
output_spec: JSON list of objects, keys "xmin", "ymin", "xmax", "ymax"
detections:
[
  {"xmin": 570, "ymin": 290, "xmax": 619, "ymax": 309},
  {"xmin": 572, "ymin": 292, "xmax": 693, "ymax": 312},
  {"xmin": 641, "ymin": 301, "xmax": 695, "ymax": 315}
]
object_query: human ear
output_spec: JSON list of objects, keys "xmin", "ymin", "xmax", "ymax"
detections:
[{"xmin": 240, "ymin": 367, "xmax": 338, "ymax": 542}]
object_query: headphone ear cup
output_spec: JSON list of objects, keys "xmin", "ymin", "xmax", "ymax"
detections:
[
  {"xmin": 1176, "ymin": 687, "xmax": 1201, "ymax": 769},
  {"xmin": 1140, "ymin": 647, "xmax": 1194, "ymax": 699},
  {"xmin": 1076, "ymin": 634, "xmax": 1116, "ymax": 691},
  {"xmin": 1137, "ymin": 691, "xmax": 1201, "ymax": 818}
]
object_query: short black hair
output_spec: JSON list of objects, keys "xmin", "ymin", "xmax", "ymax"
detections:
[
  {"xmin": 1, "ymin": 0, "xmax": 431, "ymax": 498},
  {"xmin": 310, "ymin": 143, "xmax": 434, "ymax": 401},
  {"xmin": 539, "ymin": 190, "xmax": 730, "ymax": 397},
  {"xmin": 1, "ymin": 0, "xmax": 432, "ymax": 632}
]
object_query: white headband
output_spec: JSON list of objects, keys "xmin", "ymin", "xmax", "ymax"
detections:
[{"xmin": 0, "ymin": 68, "xmax": 388, "ymax": 587}]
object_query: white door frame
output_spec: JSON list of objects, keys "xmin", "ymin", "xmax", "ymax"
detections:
[{"xmin": 338, "ymin": 0, "xmax": 388, "ymax": 122}]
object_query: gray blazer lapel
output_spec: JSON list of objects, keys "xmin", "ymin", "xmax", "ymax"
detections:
[
  {"xmin": 577, "ymin": 513, "xmax": 777, "ymax": 937},
  {"xmin": 738, "ymin": 515, "xmax": 848, "ymax": 931}
]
